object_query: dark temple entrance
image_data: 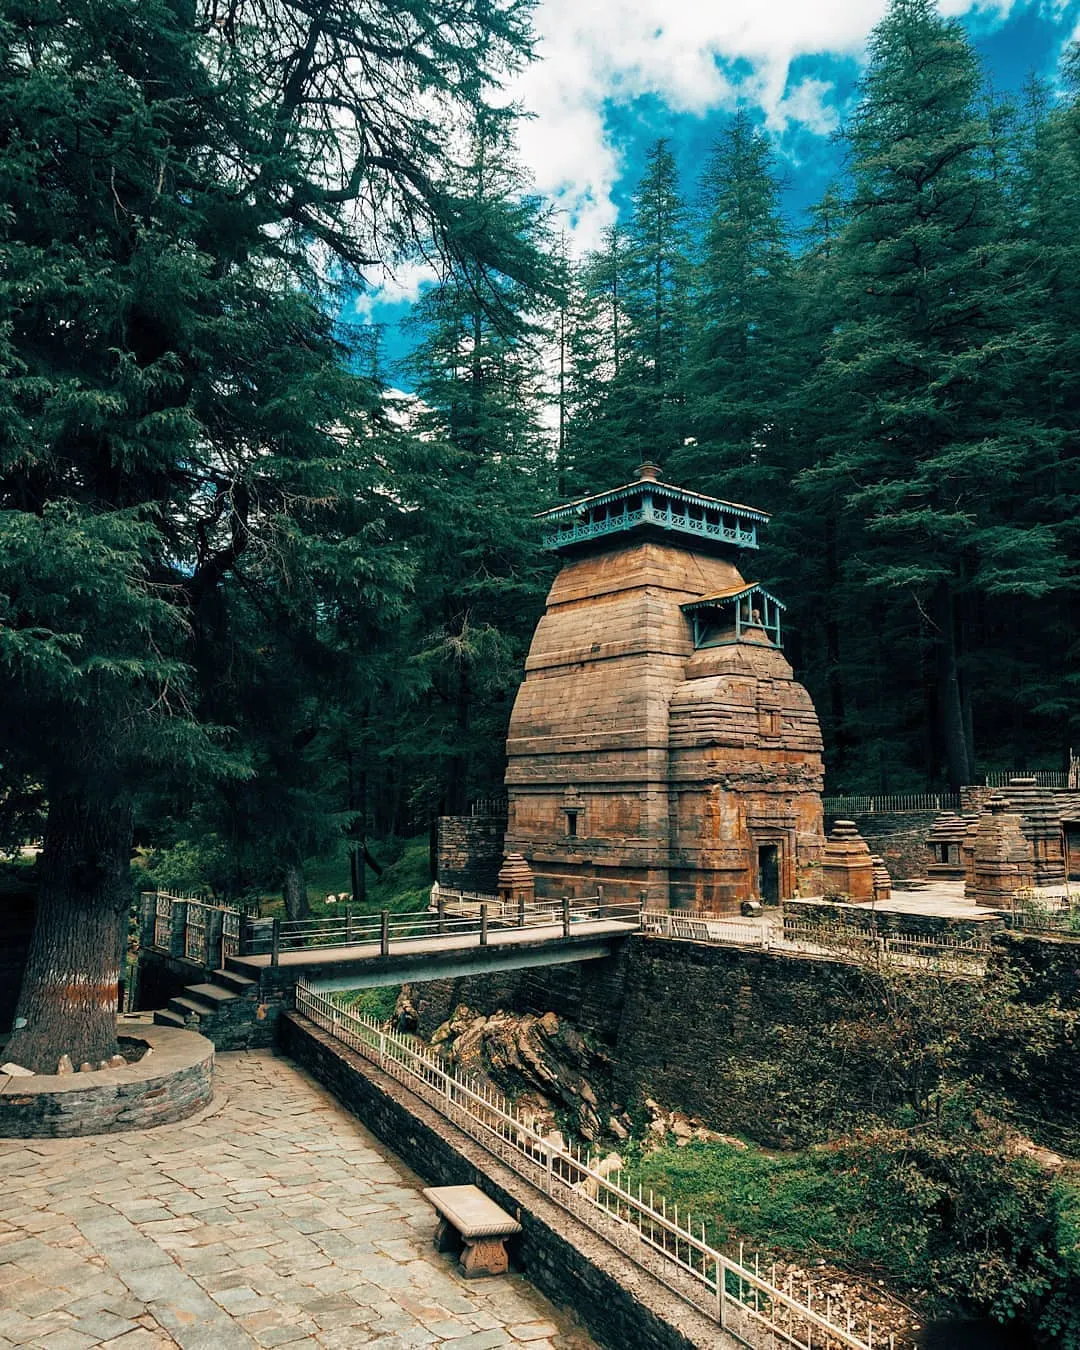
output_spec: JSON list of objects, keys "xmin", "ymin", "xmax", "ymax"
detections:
[{"xmin": 757, "ymin": 845, "xmax": 780, "ymax": 905}]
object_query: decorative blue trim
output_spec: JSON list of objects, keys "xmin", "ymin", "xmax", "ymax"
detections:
[
  {"xmin": 538, "ymin": 480, "xmax": 769, "ymax": 527},
  {"xmin": 542, "ymin": 508, "xmax": 758, "ymax": 552},
  {"xmin": 681, "ymin": 584, "xmax": 786, "ymax": 650},
  {"xmin": 681, "ymin": 585, "xmax": 787, "ymax": 614}
]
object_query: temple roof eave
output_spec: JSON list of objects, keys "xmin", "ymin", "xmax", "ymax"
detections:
[
  {"xmin": 536, "ymin": 478, "xmax": 770, "ymax": 527},
  {"xmin": 681, "ymin": 583, "xmax": 788, "ymax": 614}
]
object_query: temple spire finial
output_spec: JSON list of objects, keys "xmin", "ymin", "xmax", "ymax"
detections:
[{"xmin": 635, "ymin": 461, "xmax": 661, "ymax": 482}]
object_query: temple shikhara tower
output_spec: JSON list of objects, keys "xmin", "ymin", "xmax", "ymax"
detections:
[{"xmin": 503, "ymin": 463, "xmax": 825, "ymax": 912}]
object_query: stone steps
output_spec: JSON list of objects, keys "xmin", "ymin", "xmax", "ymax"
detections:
[{"xmin": 153, "ymin": 966, "xmax": 268, "ymax": 1048}]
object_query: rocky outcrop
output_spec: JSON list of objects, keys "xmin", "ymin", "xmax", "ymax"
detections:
[{"xmin": 428, "ymin": 1002, "xmax": 614, "ymax": 1141}]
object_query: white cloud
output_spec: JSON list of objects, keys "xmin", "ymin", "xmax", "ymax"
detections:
[
  {"xmin": 351, "ymin": 259, "xmax": 436, "ymax": 319},
  {"xmin": 510, "ymin": 0, "xmax": 1020, "ymax": 253}
]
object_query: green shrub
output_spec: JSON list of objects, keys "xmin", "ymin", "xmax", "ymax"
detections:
[{"xmin": 633, "ymin": 1112, "xmax": 1080, "ymax": 1343}]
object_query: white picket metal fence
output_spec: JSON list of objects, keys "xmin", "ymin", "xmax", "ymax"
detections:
[
  {"xmin": 295, "ymin": 982, "xmax": 890, "ymax": 1350},
  {"xmin": 778, "ymin": 922, "xmax": 992, "ymax": 974},
  {"xmin": 822, "ymin": 793, "xmax": 959, "ymax": 816},
  {"xmin": 641, "ymin": 909, "xmax": 991, "ymax": 975},
  {"xmin": 643, "ymin": 910, "xmax": 769, "ymax": 948}
]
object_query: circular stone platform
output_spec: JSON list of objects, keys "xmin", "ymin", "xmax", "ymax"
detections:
[{"xmin": 0, "ymin": 1021, "xmax": 213, "ymax": 1138}]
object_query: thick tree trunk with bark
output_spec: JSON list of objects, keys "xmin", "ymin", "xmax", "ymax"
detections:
[
  {"xmin": 282, "ymin": 861, "xmax": 310, "ymax": 920},
  {"xmin": 934, "ymin": 582, "xmax": 971, "ymax": 791},
  {"xmin": 6, "ymin": 794, "xmax": 132, "ymax": 1075}
]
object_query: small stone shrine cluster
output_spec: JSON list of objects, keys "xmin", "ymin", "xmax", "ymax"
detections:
[
  {"xmin": 503, "ymin": 463, "xmax": 826, "ymax": 913},
  {"xmin": 926, "ymin": 776, "xmax": 1071, "ymax": 906}
]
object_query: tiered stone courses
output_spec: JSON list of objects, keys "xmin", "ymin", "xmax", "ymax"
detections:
[
  {"xmin": 503, "ymin": 463, "xmax": 826, "ymax": 913},
  {"xmin": 970, "ymin": 795, "xmax": 1036, "ymax": 907},
  {"xmin": 0, "ymin": 1023, "xmax": 213, "ymax": 1139},
  {"xmin": 820, "ymin": 820, "xmax": 874, "ymax": 903},
  {"xmin": 0, "ymin": 1049, "xmax": 587, "ymax": 1350}
]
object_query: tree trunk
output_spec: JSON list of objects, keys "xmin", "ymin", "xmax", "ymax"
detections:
[
  {"xmin": 282, "ymin": 862, "xmax": 309, "ymax": 920},
  {"xmin": 934, "ymin": 582, "xmax": 971, "ymax": 791},
  {"xmin": 6, "ymin": 793, "xmax": 132, "ymax": 1074}
]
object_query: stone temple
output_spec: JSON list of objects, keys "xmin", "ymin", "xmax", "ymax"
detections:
[{"xmin": 502, "ymin": 463, "xmax": 826, "ymax": 912}]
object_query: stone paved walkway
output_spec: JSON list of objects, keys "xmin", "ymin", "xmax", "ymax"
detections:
[{"xmin": 0, "ymin": 1051, "xmax": 594, "ymax": 1350}]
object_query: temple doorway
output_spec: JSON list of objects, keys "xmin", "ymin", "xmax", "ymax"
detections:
[{"xmin": 758, "ymin": 845, "xmax": 780, "ymax": 905}]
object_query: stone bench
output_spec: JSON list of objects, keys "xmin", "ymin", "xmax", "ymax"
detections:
[{"xmin": 422, "ymin": 1184, "xmax": 522, "ymax": 1277}]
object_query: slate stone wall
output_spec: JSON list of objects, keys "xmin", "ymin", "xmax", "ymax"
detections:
[
  {"xmin": 401, "ymin": 931, "xmax": 1080, "ymax": 1144},
  {"xmin": 825, "ymin": 811, "xmax": 938, "ymax": 880},
  {"xmin": 411, "ymin": 947, "xmax": 629, "ymax": 1042},
  {"xmin": 133, "ymin": 951, "xmax": 208, "ymax": 1014},
  {"xmin": 437, "ymin": 815, "xmax": 506, "ymax": 892},
  {"xmin": 0, "ymin": 1026, "xmax": 213, "ymax": 1138},
  {"xmin": 784, "ymin": 898, "xmax": 1004, "ymax": 939},
  {"xmin": 280, "ymin": 1011, "xmax": 723, "ymax": 1350}
]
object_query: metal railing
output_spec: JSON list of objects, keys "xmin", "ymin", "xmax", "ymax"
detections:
[
  {"xmin": 435, "ymin": 887, "xmax": 564, "ymax": 922},
  {"xmin": 247, "ymin": 898, "xmax": 641, "ymax": 965},
  {"xmin": 983, "ymin": 770, "xmax": 1068, "ymax": 789},
  {"xmin": 822, "ymin": 793, "xmax": 960, "ymax": 816},
  {"xmin": 295, "ymin": 982, "xmax": 888, "ymax": 1350},
  {"xmin": 642, "ymin": 908, "xmax": 992, "ymax": 974},
  {"xmin": 143, "ymin": 892, "xmax": 253, "ymax": 970},
  {"xmin": 779, "ymin": 921, "xmax": 992, "ymax": 973},
  {"xmin": 643, "ymin": 910, "xmax": 768, "ymax": 948}
]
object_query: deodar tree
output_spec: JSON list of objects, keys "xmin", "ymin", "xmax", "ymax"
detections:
[{"xmin": 0, "ymin": 0, "xmax": 537, "ymax": 1073}]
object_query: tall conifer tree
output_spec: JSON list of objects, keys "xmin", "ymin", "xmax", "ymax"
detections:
[
  {"xmin": 677, "ymin": 112, "xmax": 795, "ymax": 502},
  {"xmin": 812, "ymin": 0, "xmax": 1066, "ymax": 788},
  {"xmin": 0, "ymin": 0, "xmax": 538, "ymax": 1071}
]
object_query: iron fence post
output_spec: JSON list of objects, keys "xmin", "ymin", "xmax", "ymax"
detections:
[
  {"xmin": 562, "ymin": 895, "xmax": 570, "ymax": 938},
  {"xmin": 169, "ymin": 900, "xmax": 188, "ymax": 960},
  {"xmin": 345, "ymin": 904, "xmax": 353, "ymax": 943},
  {"xmin": 380, "ymin": 909, "xmax": 389, "ymax": 957},
  {"xmin": 517, "ymin": 892, "xmax": 525, "ymax": 928},
  {"xmin": 437, "ymin": 893, "xmax": 446, "ymax": 934},
  {"xmin": 206, "ymin": 908, "xmax": 224, "ymax": 971},
  {"xmin": 270, "ymin": 916, "xmax": 280, "ymax": 967},
  {"xmin": 480, "ymin": 903, "xmax": 488, "ymax": 947},
  {"xmin": 138, "ymin": 891, "xmax": 156, "ymax": 950}
]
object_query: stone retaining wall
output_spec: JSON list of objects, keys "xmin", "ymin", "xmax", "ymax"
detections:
[
  {"xmin": 280, "ymin": 1011, "xmax": 728, "ymax": 1350},
  {"xmin": 437, "ymin": 814, "xmax": 506, "ymax": 892},
  {"xmin": 824, "ymin": 811, "xmax": 937, "ymax": 880},
  {"xmin": 784, "ymin": 898, "xmax": 1004, "ymax": 939},
  {"xmin": 0, "ymin": 1023, "xmax": 213, "ymax": 1138}
]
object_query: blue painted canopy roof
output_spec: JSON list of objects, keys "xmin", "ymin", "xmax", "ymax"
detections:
[
  {"xmin": 537, "ymin": 464, "xmax": 769, "ymax": 555},
  {"xmin": 680, "ymin": 583, "xmax": 787, "ymax": 614}
]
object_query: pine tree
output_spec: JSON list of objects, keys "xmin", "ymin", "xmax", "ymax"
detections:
[
  {"xmin": 558, "ymin": 226, "xmax": 637, "ymax": 492},
  {"xmin": 399, "ymin": 108, "xmax": 556, "ymax": 814},
  {"xmin": 812, "ymin": 0, "xmax": 1067, "ymax": 789},
  {"xmin": 0, "ymin": 0, "xmax": 538, "ymax": 1071},
  {"xmin": 676, "ymin": 112, "xmax": 795, "ymax": 502},
  {"xmin": 619, "ymin": 139, "xmax": 693, "ymax": 464}
]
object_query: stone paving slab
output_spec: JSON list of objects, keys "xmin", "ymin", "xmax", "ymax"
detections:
[{"xmin": 0, "ymin": 1052, "xmax": 593, "ymax": 1350}]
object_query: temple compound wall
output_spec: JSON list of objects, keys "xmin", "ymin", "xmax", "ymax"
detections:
[{"xmin": 502, "ymin": 464, "xmax": 825, "ymax": 913}]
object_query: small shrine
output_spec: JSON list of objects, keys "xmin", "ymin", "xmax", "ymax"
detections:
[
  {"xmin": 1000, "ymin": 777, "xmax": 1066, "ymax": 885},
  {"xmin": 970, "ymin": 795, "xmax": 1035, "ymax": 907},
  {"xmin": 821, "ymin": 820, "xmax": 875, "ymax": 903},
  {"xmin": 926, "ymin": 812, "xmax": 967, "ymax": 880},
  {"xmin": 503, "ymin": 463, "xmax": 826, "ymax": 912}
]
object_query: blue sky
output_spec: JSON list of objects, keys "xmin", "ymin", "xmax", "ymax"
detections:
[{"xmin": 356, "ymin": 0, "xmax": 1080, "ymax": 383}]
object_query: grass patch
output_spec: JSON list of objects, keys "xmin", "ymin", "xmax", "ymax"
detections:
[
  {"xmin": 632, "ymin": 1139, "xmax": 885, "ymax": 1267},
  {"xmin": 334, "ymin": 985, "xmax": 402, "ymax": 1024},
  {"xmin": 254, "ymin": 834, "xmax": 432, "ymax": 918}
]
